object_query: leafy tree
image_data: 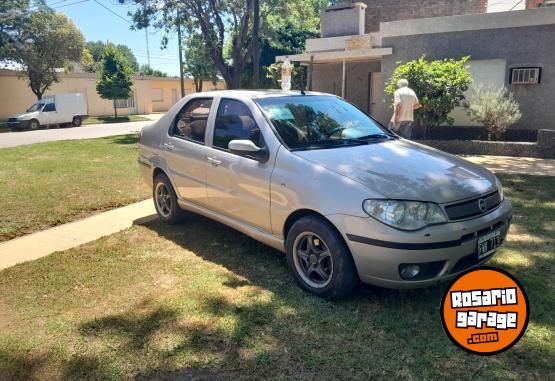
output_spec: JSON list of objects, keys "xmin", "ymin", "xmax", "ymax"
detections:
[
  {"xmin": 96, "ymin": 44, "xmax": 134, "ymax": 118},
  {"xmin": 125, "ymin": 0, "xmax": 253, "ymax": 89},
  {"xmin": 465, "ymin": 85, "xmax": 522, "ymax": 140},
  {"xmin": 3, "ymin": 11, "xmax": 84, "ymax": 100},
  {"xmin": 84, "ymin": 40, "xmax": 139, "ymax": 73},
  {"xmin": 139, "ymin": 64, "xmax": 168, "ymax": 77},
  {"xmin": 242, "ymin": 0, "xmax": 324, "ymax": 88},
  {"xmin": 183, "ymin": 33, "xmax": 219, "ymax": 92},
  {"xmin": 123, "ymin": 0, "xmax": 325, "ymax": 89},
  {"xmin": 385, "ymin": 56, "xmax": 472, "ymax": 136},
  {"xmin": 80, "ymin": 48, "xmax": 95, "ymax": 73}
]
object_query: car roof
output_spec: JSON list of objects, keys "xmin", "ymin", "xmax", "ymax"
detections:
[{"xmin": 190, "ymin": 89, "xmax": 331, "ymax": 100}]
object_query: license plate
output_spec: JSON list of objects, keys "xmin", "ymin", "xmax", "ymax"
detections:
[{"xmin": 477, "ymin": 230, "xmax": 501, "ymax": 259}]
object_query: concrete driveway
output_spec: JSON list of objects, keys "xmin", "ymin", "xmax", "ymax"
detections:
[{"xmin": 0, "ymin": 114, "xmax": 164, "ymax": 148}]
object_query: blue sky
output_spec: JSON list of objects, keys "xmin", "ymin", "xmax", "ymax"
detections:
[{"xmin": 55, "ymin": 0, "xmax": 181, "ymax": 76}]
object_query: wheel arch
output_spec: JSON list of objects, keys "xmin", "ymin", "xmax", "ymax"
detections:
[
  {"xmin": 153, "ymin": 167, "xmax": 168, "ymax": 180},
  {"xmin": 283, "ymin": 209, "xmax": 348, "ymax": 247}
]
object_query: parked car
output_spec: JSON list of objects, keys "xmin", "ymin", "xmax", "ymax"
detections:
[
  {"xmin": 7, "ymin": 92, "xmax": 88, "ymax": 131},
  {"xmin": 138, "ymin": 90, "xmax": 512, "ymax": 299}
]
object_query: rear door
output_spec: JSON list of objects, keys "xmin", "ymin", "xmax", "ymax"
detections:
[
  {"xmin": 163, "ymin": 97, "xmax": 214, "ymax": 206},
  {"xmin": 204, "ymin": 97, "xmax": 274, "ymax": 232}
]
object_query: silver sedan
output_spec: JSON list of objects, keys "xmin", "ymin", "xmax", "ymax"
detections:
[{"xmin": 138, "ymin": 90, "xmax": 512, "ymax": 299}]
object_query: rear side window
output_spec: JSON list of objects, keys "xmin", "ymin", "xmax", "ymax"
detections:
[
  {"xmin": 43, "ymin": 103, "xmax": 56, "ymax": 112},
  {"xmin": 172, "ymin": 98, "xmax": 212, "ymax": 144},
  {"xmin": 213, "ymin": 99, "xmax": 263, "ymax": 150}
]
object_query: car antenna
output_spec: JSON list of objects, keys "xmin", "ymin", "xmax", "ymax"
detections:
[{"xmin": 300, "ymin": 65, "xmax": 306, "ymax": 95}]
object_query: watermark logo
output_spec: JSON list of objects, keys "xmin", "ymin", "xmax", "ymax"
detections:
[{"xmin": 441, "ymin": 266, "xmax": 529, "ymax": 355}]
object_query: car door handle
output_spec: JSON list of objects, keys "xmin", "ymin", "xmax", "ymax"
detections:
[
  {"xmin": 163, "ymin": 143, "xmax": 175, "ymax": 151},
  {"xmin": 206, "ymin": 156, "xmax": 222, "ymax": 166}
]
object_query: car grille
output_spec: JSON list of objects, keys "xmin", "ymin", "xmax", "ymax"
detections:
[{"xmin": 444, "ymin": 190, "xmax": 501, "ymax": 221}]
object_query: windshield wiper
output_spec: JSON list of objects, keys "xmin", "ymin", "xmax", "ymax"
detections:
[{"xmin": 352, "ymin": 133, "xmax": 391, "ymax": 141}]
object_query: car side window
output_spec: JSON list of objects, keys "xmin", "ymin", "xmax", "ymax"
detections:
[
  {"xmin": 172, "ymin": 98, "xmax": 213, "ymax": 144},
  {"xmin": 43, "ymin": 103, "xmax": 56, "ymax": 112},
  {"xmin": 213, "ymin": 99, "xmax": 263, "ymax": 150}
]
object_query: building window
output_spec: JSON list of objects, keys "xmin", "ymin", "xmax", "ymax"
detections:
[
  {"xmin": 115, "ymin": 92, "xmax": 135, "ymax": 108},
  {"xmin": 510, "ymin": 67, "xmax": 541, "ymax": 85},
  {"xmin": 152, "ymin": 88, "xmax": 164, "ymax": 102}
]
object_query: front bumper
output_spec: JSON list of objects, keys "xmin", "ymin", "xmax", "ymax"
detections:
[
  {"xmin": 7, "ymin": 120, "xmax": 29, "ymax": 130},
  {"xmin": 328, "ymin": 198, "xmax": 513, "ymax": 289}
]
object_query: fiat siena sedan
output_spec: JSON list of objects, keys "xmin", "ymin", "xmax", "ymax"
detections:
[{"xmin": 138, "ymin": 90, "xmax": 512, "ymax": 299}]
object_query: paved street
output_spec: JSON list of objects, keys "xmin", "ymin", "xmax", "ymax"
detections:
[{"xmin": 0, "ymin": 114, "xmax": 163, "ymax": 148}]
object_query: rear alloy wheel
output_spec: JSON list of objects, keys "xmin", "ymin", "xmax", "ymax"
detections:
[
  {"xmin": 286, "ymin": 216, "xmax": 358, "ymax": 300},
  {"xmin": 72, "ymin": 116, "xmax": 82, "ymax": 127},
  {"xmin": 153, "ymin": 174, "xmax": 185, "ymax": 224},
  {"xmin": 29, "ymin": 119, "xmax": 40, "ymax": 130}
]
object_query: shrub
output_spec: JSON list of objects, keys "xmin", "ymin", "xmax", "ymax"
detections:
[
  {"xmin": 465, "ymin": 86, "xmax": 522, "ymax": 140},
  {"xmin": 385, "ymin": 56, "xmax": 472, "ymax": 137}
]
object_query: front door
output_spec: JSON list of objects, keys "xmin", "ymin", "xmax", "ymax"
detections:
[
  {"xmin": 171, "ymin": 88, "xmax": 178, "ymax": 105},
  {"xmin": 41, "ymin": 102, "xmax": 58, "ymax": 124},
  {"xmin": 164, "ymin": 97, "xmax": 213, "ymax": 206},
  {"xmin": 205, "ymin": 98, "xmax": 273, "ymax": 232}
]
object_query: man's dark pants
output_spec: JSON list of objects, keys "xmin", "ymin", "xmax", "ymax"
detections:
[{"xmin": 389, "ymin": 121, "xmax": 413, "ymax": 139}]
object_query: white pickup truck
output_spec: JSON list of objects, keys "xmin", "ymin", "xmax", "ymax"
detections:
[{"xmin": 7, "ymin": 93, "xmax": 88, "ymax": 131}]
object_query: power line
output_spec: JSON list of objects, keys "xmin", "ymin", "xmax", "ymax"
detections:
[
  {"xmin": 47, "ymin": 0, "xmax": 69, "ymax": 7},
  {"xmin": 92, "ymin": 0, "xmax": 131, "ymax": 24},
  {"xmin": 53, "ymin": 0, "xmax": 89, "ymax": 9}
]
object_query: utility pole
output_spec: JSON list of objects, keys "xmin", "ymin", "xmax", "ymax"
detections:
[
  {"xmin": 177, "ymin": 12, "xmax": 185, "ymax": 97},
  {"xmin": 145, "ymin": 28, "xmax": 151, "ymax": 66},
  {"xmin": 252, "ymin": 0, "xmax": 260, "ymax": 88}
]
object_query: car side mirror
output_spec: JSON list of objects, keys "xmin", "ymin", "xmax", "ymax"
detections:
[{"xmin": 228, "ymin": 139, "xmax": 269, "ymax": 163}]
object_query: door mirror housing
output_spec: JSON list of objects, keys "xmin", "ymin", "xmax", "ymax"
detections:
[{"xmin": 228, "ymin": 139, "xmax": 269, "ymax": 162}]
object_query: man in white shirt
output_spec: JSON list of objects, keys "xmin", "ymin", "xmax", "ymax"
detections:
[{"xmin": 390, "ymin": 79, "xmax": 421, "ymax": 139}]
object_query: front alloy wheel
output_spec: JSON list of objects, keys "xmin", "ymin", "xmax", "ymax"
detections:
[
  {"xmin": 286, "ymin": 216, "xmax": 358, "ymax": 300},
  {"xmin": 293, "ymin": 233, "xmax": 333, "ymax": 288}
]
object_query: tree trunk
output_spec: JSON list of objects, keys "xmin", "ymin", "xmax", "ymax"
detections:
[
  {"xmin": 252, "ymin": 0, "xmax": 260, "ymax": 88},
  {"xmin": 177, "ymin": 13, "xmax": 185, "ymax": 98},
  {"xmin": 199, "ymin": 80, "xmax": 203, "ymax": 92},
  {"xmin": 113, "ymin": 100, "xmax": 118, "ymax": 119}
]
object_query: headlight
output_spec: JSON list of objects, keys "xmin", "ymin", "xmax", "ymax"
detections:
[
  {"xmin": 495, "ymin": 176, "xmax": 504, "ymax": 201},
  {"xmin": 363, "ymin": 199, "xmax": 448, "ymax": 231}
]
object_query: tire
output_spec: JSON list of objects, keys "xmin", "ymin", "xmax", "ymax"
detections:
[
  {"xmin": 286, "ymin": 216, "xmax": 359, "ymax": 300},
  {"xmin": 72, "ymin": 116, "xmax": 82, "ymax": 127},
  {"xmin": 153, "ymin": 173, "xmax": 186, "ymax": 224},
  {"xmin": 28, "ymin": 119, "xmax": 40, "ymax": 130}
]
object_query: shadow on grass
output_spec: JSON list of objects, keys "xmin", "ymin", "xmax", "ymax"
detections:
[
  {"xmin": 109, "ymin": 134, "xmax": 139, "ymax": 145},
  {"xmin": 54, "ymin": 176, "xmax": 554, "ymax": 381}
]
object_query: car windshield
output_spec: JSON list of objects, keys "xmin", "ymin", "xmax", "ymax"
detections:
[
  {"xmin": 255, "ymin": 95, "xmax": 392, "ymax": 149},
  {"xmin": 26, "ymin": 103, "xmax": 44, "ymax": 112}
]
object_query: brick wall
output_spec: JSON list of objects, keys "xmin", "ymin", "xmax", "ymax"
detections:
[
  {"xmin": 526, "ymin": 0, "xmax": 545, "ymax": 8},
  {"xmin": 361, "ymin": 0, "xmax": 485, "ymax": 32}
]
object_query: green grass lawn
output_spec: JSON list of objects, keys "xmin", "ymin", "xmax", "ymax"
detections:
[
  {"xmin": 83, "ymin": 115, "xmax": 151, "ymax": 125},
  {"xmin": 0, "ymin": 174, "xmax": 552, "ymax": 380},
  {"xmin": 0, "ymin": 135, "xmax": 149, "ymax": 241}
]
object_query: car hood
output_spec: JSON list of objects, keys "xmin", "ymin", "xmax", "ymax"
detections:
[
  {"xmin": 294, "ymin": 139, "xmax": 496, "ymax": 203},
  {"xmin": 10, "ymin": 112, "xmax": 36, "ymax": 120}
]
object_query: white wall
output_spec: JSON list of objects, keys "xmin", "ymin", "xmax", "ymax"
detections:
[
  {"xmin": 450, "ymin": 59, "xmax": 507, "ymax": 126},
  {"xmin": 487, "ymin": 0, "xmax": 526, "ymax": 13}
]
